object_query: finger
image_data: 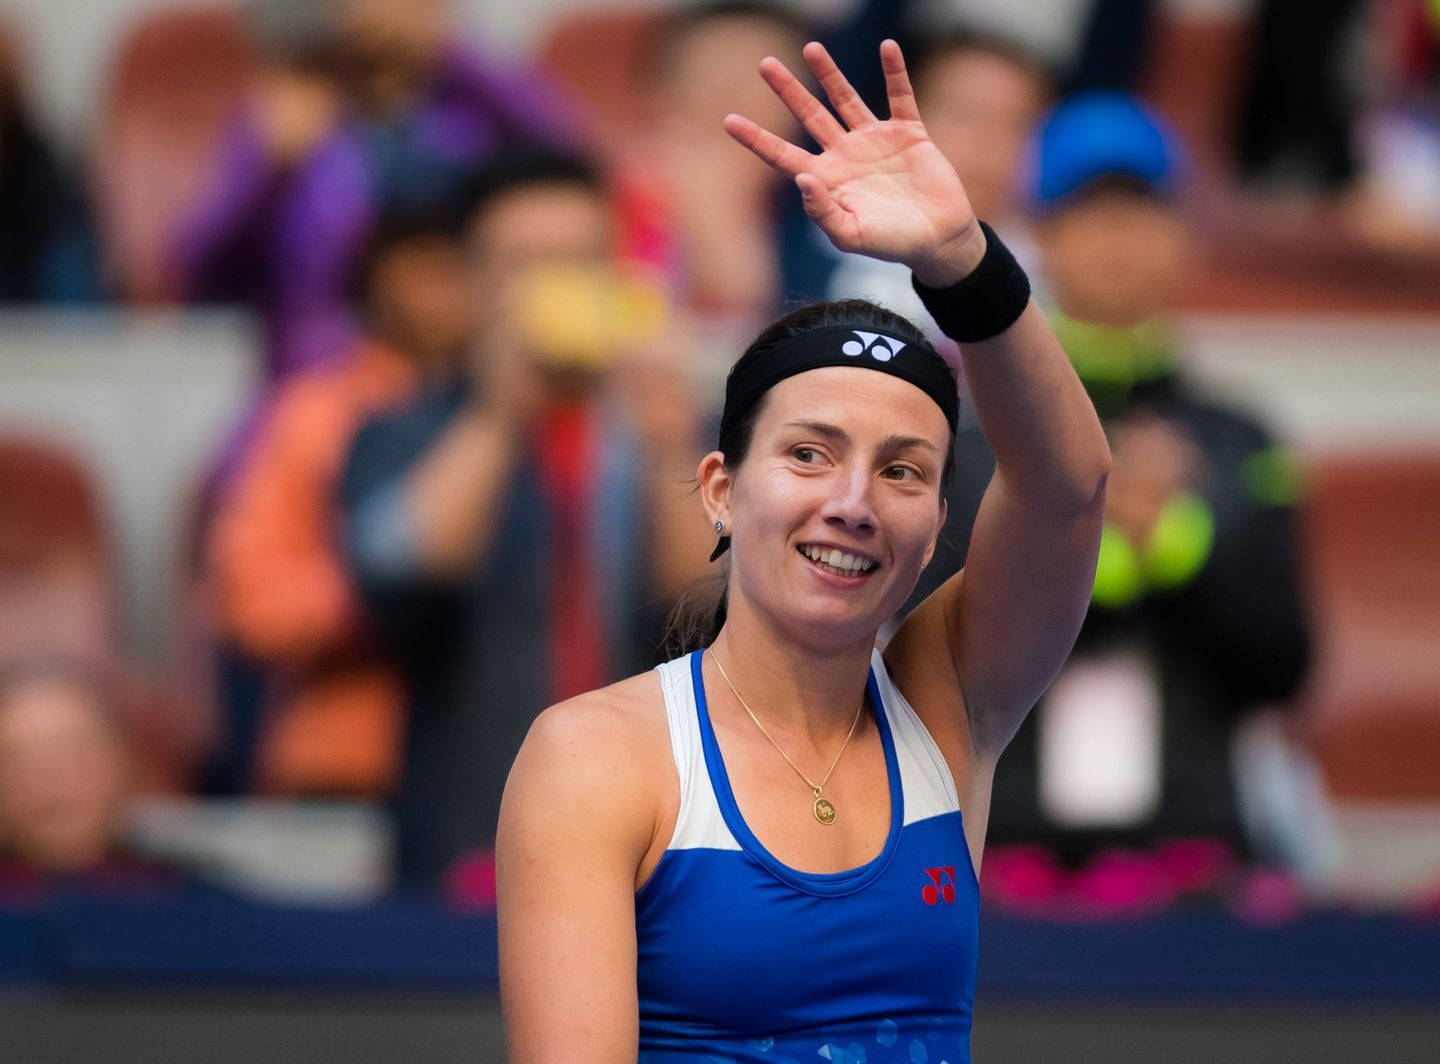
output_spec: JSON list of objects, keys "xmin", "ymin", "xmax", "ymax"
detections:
[
  {"xmin": 795, "ymin": 173, "xmax": 859, "ymax": 252},
  {"xmin": 879, "ymin": 39, "xmax": 921, "ymax": 123},
  {"xmin": 802, "ymin": 41, "xmax": 877, "ymax": 129},
  {"xmin": 722, "ymin": 112, "xmax": 816, "ymax": 178},
  {"xmin": 758, "ymin": 55, "xmax": 845, "ymax": 148}
]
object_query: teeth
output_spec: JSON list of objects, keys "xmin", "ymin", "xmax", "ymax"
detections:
[{"xmin": 801, "ymin": 545, "xmax": 874, "ymax": 573}]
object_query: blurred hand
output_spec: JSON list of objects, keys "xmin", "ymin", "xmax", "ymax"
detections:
[
  {"xmin": 1105, "ymin": 414, "xmax": 1206, "ymax": 544},
  {"xmin": 609, "ymin": 326, "xmax": 701, "ymax": 455},
  {"xmin": 468, "ymin": 287, "xmax": 546, "ymax": 432},
  {"xmin": 722, "ymin": 40, "xmax": 984, "ymax": 286},
  {"xmin": 254, "ymin": 65, "xmax": 342, "ymax": 166}
]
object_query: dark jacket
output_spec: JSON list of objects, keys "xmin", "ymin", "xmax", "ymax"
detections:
[
  {"xmin": 907, "ymin": 355, "xmax": 1311, "ymax": 865},
  {"xmin": 340, "ymin": 381, "xmax": 656, "ymax": 887}
]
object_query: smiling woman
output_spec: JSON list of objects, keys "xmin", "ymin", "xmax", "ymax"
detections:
[{"xmin": 496, "ymin": 38, "xmax": 1110, "ymax": 1064}]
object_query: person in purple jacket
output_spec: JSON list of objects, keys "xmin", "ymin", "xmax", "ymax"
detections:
[{"xmin": 176, "ymin": 0, "xmax": 581, "ymax": 381}]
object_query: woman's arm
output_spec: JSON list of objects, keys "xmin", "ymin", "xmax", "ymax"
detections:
[
  {"xmin": 209, "ymin": 381, "xmax": 370, "ymax": 662},
  {"xmin": 724, "ymin": 40, "xmax": 1109, "ymax": 759},
  {"xmin": 908, "ymin": 297, "xmax": 1109, "ymax": 755},
  {"xmin": 496, "ymin": 692, "xmax": 658, "ymax": 1063}
]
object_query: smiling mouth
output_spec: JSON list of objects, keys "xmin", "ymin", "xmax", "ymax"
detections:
[{"xmin": 797, "ymin": 543, "xmax": 879, "ymax": 577}]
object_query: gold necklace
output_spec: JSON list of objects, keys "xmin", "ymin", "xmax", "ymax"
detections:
[{"xmin": 710, "ymin": 650, "xmax": 865, "ymax": 826}]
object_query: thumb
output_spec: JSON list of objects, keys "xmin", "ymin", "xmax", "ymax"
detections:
[{"xmin": 795, "ymin": 174, "xmax": 856, "ymax": 250}]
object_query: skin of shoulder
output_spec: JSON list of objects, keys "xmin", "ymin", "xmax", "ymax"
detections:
[
  {"xmin": 500, "ymin": 670, "xmax": 674, "ymax": 884},
  {"xmin": 495, "ymin": 671, "xmax": 674, "ymax": 1063}
]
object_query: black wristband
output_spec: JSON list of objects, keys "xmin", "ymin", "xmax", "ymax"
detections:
[{"xmin": 911, "ymin": 221, "xmax": 1031, "ymax": 343}]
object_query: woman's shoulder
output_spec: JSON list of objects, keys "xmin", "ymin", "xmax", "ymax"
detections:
[
  {"xmin": 499, "ymin": 668, "xmax": 680, "ymax": 897},
  {"xmin": 509, "ymin": 668, "xmax": 676, "ymax": 825},
  {"xmin": 534, "ymin": 666, "xmax": 674, "ymax": 741}
]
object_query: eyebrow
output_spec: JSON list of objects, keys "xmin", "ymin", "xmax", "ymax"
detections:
[
  {"xmin": 879, "ymin": 433, "xmax": 943, "ymax": 456},
  {"xmin": 780, "ymin": 420, "xmax": 943, "ymax": 456},
  {"xmin": 781, "ymin": 419, "xmax": 849, "ymax": 445}
]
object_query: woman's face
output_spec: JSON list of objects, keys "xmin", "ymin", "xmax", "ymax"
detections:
[{"xmin": 710, "ymin": 366, "xmax": 950, "ymax": 648}]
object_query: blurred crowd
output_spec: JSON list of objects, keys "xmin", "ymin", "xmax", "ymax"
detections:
[{"xmin": 1, "ymin": 0, "xmax": 1438, "ymax": 912}]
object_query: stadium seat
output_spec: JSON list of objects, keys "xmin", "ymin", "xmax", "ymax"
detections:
[
  {"xmin": 1139, "ymin": 6, "xmax": 1249, "ymax": 174},
  {"xmin": 91, "ymin": 6, "xmax": 253, "ymax": 303},
  {"xmin": 1300, "ymin": 451, "xmax": 1440, "ymax": 801},
  {"xmin": 0, "ymin": 434, "xmax": 201, "ymax": 792},
  {"xmin": 536, "ymin": 8, "xmax": 661, "ymax": 155},
  {"xmin": 0, "ymin": 434, "xmax": 117, "ymax": 666}
]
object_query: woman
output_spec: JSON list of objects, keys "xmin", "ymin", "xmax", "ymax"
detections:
[{"xmin": 497, "ymin": 40, "xmax": 1109, "ymax": 1062}]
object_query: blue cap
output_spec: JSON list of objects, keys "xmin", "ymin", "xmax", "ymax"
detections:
[{"xmin": 1029, "ymin": 91, "xmax": 1183, "ymax": 212}]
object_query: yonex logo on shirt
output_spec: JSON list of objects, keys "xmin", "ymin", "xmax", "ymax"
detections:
[
  {"xmin": 922, "ymin": 866, "xmax": 956, "ymax": 905},
  {"xmin": 841, "ymin": 330, "xmax": 907, "ymax": 362}
]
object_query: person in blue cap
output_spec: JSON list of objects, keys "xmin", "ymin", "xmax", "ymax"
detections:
[{"xmin": 907, "ymin": 91, "xmax": 1313, "ymax": 903}]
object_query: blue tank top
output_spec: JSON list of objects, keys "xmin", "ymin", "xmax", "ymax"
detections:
[{"xmin": 636, "ymin": 648, "xmax": 979, "ymax": 1064}]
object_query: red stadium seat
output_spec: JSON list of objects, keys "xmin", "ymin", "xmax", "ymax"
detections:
[
  {"xmin": 0, "ymin": 435, "xmax": 202, "ymax": 793},
  {"xmin": 1139, "ymin": 6, "xmax": 1250, "ymax": 174},
  {"xmin": 536, "ymin": 7, "xmax": 662, "ymax": 155},
  {"xmin": 1299, "ymin": 452, "xmax": 1440, "ymax": 801},
  {"xmin": 91, "ymin": 5, "xmax": 254, "ymax": 303},
  {"xmin": 0, "ymin": 434, "xmax": 118, "ymax": 667}
]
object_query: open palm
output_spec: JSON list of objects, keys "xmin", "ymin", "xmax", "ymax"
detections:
[{"xmin": 723, "ymin": 40, "xmax": 981, "ymax": 281}]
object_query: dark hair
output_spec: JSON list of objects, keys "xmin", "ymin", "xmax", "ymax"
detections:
[
  {"xmin": 457, "ymin": 149, "xmax": 606, "ymax": 239},
  {"xmin": 347, "ymin": 203, "xmax": 466, "ymax": 310},
  {"xmin": 642, "ymin": 0, "xmax": 812, "ymax": 84},
  {"xmin": 1055, "ymin": 172, "xmax": 1169, "ymax": 210},
  {"xmin": 347, "ymin": 147, "xmax": 605, "ymax": 309},
  {"xmin": 908, "ymin": 28, "xmax": 1057, "ymax": 100},
  {"xmin": 663, "ymin": 299, "xmax": 956, "ymax": 657}
]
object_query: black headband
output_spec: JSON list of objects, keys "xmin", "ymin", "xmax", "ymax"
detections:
[
  {"xmin": 711, "ymin": 323, "xmax": 958, "ymax": 561},
  {"xmin": 720, "ymin": 325, "xmax": 958, "ymax": 443}
]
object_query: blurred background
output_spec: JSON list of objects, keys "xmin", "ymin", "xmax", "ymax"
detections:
[{"xmin": 0, "ymin": 0, "xmax": 1437, "ymax": 1060}]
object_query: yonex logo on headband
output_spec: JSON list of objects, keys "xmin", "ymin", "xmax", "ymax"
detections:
[{"xmin": 841, "ymin": 331, "xmax": 907, "ymax": 362}]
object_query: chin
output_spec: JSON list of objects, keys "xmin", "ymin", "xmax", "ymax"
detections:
[{"xmin": 780, "ymin": 584, "xmax": 911, "ymax": 652}]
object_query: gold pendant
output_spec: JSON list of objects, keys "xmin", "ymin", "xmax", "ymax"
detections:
[{"xmin": 813, "ymin": 794, "xmax": 837, "ymax": 825}]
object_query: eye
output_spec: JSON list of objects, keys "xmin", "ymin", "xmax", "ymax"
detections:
[
  {"xmin": 792, "ymin": 446, "xmax": 821, "ymax": 464},
  {"xmin": 882, "ymin": 464, "xmax": 920, "ymax": 482}
]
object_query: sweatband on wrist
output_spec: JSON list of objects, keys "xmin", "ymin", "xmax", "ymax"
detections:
[{"xmin": 911, "ymin": 221, "xmax": 1032, "ymax": 343}]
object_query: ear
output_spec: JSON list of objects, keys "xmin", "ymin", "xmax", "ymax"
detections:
[
  {"xmin": 921, "ymin": 495, "xmax": 948, "ymax": 571},
  {"xmin": 697, "ymin": 450, "xmax": 733, "ymax": 530}
]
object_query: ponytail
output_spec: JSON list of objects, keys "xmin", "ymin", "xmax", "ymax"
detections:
[{"xmin": 660, "ymin": 570, "xmax": 728, "ymax": 658}]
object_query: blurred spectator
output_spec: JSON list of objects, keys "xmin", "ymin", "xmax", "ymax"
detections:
[
  {"xmin": 827, "ymin": 29, "xmax": 1054, "ymax": 334},
  {"xmin": 206, "ymin": 205, "xmax": 473, "ymax": 797},
  {"xmin": 174, "ymin": 0, "xmax": 579, "ymax": 381},
  {"xmin": 0, "ymin": 28, "xmax": 101, "ymax": 303},
  {"xmin": 909, "ymin": 93, "xmax": 1312, "ymax": 905},
  {"xmin": 0, "ymin": 660, "xmax": 172, "ymax": 895},
  {"xmin": 616, "ymin": 1, "xmax": 813, "ymax": 329},
  {"xmin": 826, "ymin": 0, "xmax": 1153, "ymax": 111},
  {"xmin": 1345, "ymin": 0, "xmax": 1440, "ymax": 252},
  {"xmin": 1235, "ymin": 0, "xmax": 1363, "ymax": 194},
  {"xmin": 340, "ymin": 151, "xmax": 708, "ymax": 890}
]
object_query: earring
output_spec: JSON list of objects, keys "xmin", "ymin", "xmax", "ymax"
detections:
[{"xmin": 714, "ymin": 520, "xmax": 725, "ymax": 535}]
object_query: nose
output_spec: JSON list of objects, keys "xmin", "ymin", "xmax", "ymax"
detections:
[{"xmin": 818, "ymin": 462, "xmax": 878, "ymax": 535}]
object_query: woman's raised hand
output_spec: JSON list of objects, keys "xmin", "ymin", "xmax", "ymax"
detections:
[{"xmin": 723, "ymin": 40, "xmax": 984, "ymax": 287}]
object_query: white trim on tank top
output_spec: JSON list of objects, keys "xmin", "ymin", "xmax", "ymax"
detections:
[{"xmin": 654, "ymin": 648, "xmax": 961, "ymax": 855}]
